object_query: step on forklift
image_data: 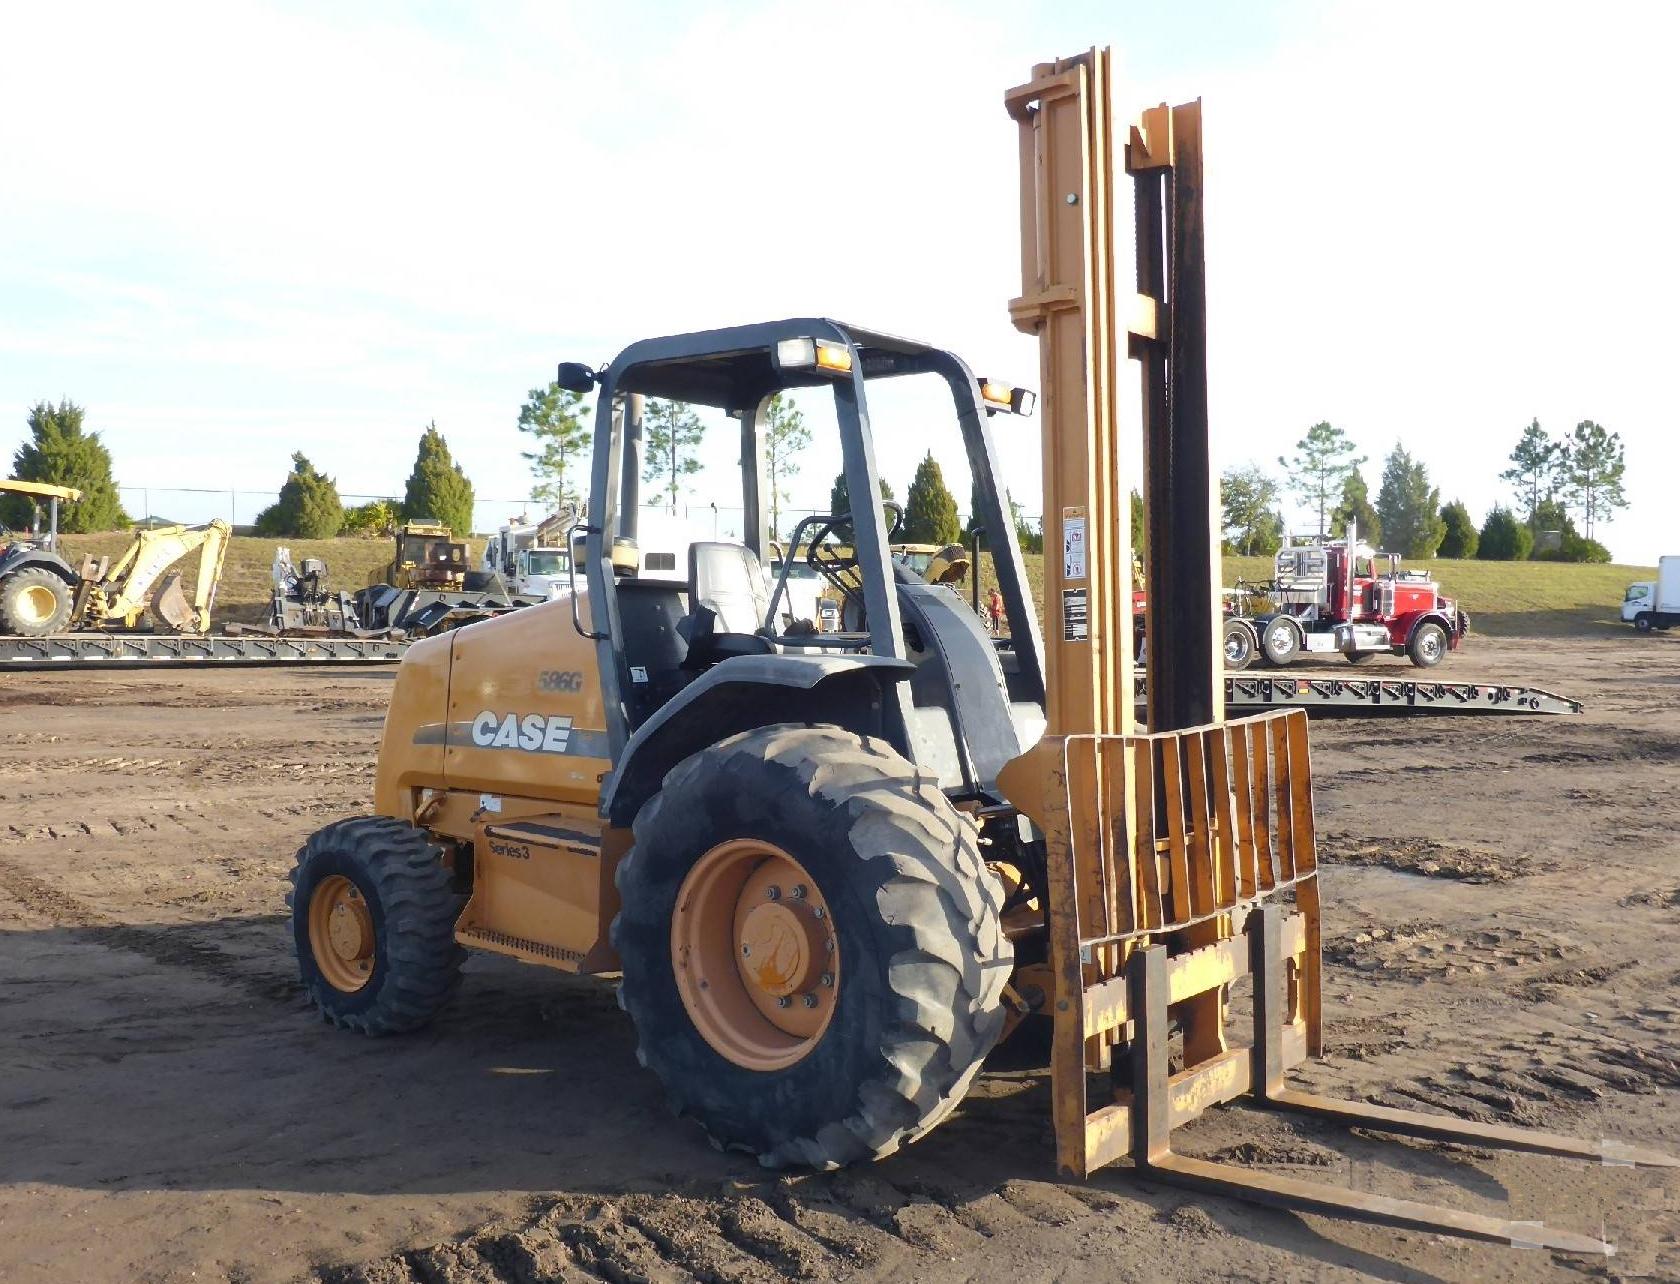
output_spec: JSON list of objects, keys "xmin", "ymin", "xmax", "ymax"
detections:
[{"xmin": 287, "ymin": 47, "xmax": 1670, "ymax": 1253}]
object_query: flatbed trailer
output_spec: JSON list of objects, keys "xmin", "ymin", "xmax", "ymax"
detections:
[
  {"xmin": 0, "ymin": 635, "xmax": 1584, "ymax": 717},
  {"xmin": 0, "ymin": 633, "xmax": 409, "ymax": 669},
  {"xmin": 1211, "ymin": 673, "xmax": 1581, "ymax": 716}
]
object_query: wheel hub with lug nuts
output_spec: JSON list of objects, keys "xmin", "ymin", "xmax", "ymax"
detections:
[
  {"xmin": 307, "ymin": 874, "xmax": 375, "ymax": 993},
  {"xmin": 670, "ymin": 839, "xmax": 840, "ymax": 1071}
]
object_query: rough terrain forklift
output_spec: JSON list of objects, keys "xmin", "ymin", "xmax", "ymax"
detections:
[{"xmin": 290, "ymin": 49, "xmax": 1669, "ymax": 1252}]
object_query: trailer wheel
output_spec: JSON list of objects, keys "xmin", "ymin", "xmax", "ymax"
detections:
[
  {"xmin": 1261, "ymin": 617, "xmax": 1300, "ymax": 667},
  {"xmin": 0, "ymin": 568, "xmax": 73, "ymax": 636},
  {"xmin": 1223, "ymin": 621, "xmax": 1255, "ymax": 671},
  {"xmin": 1408, "ymin": 621, "xmax": 1448, "ymax": 668},
  {"xmin": 1635, "ymin": 612, "xmax": 1654, "ymax": 634},
  {"xmin": 287, "ymin": 817, "xmax": 466, "ymax": 1034},
  {"xmin": 613, "ymin": 723, "xmax": 1012, "ymax": 1169}
]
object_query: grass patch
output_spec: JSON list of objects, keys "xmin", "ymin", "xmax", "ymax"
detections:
[
  {"xmin": 42, "ymin": 530, "xmax": 1652, "ymax": 638},
  {"xmin": 973, "ymin": 551, "xmax": 1651, "ymax": 638}
]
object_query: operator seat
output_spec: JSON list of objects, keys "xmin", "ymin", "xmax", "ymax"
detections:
[{"xmin": 679, "ymin": 541, "xmax": 775, "ymax": 667}]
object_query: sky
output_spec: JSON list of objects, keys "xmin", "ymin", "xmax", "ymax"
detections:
[{"xmin": 1, "ymin": 0, "xmax": 1675, "ymax": 562}]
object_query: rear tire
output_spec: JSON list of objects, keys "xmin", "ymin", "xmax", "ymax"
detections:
[
  {"xmin": 1222, "ymin": 621, "xmax": 1255, "ymax": 671},
  {"xmin": 1261, "ymin": 617, "xmax": 1300, "ymax": 667},
  {"xmin": 613, "ymin": 724, "xmax": 1012, "ymax": 1169},
  {"xmin": 1635, "ymin": 612, "xmax": 1654, "ymax": 634},
  {"xmin": 288, "ymin": 816, "xmax": 466, "ymax": 1034},
  {"xmin": 1408, "ymin": 621, "xmax": 1448, "ymax": 668},
  {"xmin": 0, "ymin": 567, "xmax": 73, "ymax": 636}
]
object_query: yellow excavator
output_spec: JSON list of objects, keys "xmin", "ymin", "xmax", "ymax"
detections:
[
  {"xmin": 282, "ymin": 48, "xmax": 1672, "ymax": 1258},
  {"xmin": 0, "ymin": 480, "xmax": 229, "ymax": 636}
]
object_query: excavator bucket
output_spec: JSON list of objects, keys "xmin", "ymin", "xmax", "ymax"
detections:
[
  {"xmin": 1000, "ymin": 47, "xmax": 1673, "ymax": 1258},
  {"xmin": 150, "ymin": 571, "xmax": 197, "ymax": 633}
]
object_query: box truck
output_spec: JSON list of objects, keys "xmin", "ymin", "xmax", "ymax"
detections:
[{"xmin": 1623, "ymin": 556, "xmax": 1680, "ymax": 631}]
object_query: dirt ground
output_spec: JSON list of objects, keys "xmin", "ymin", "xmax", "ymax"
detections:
[{"xmin": 1, "ymin": 631, "xmax": 1676, "ymax": 1284}]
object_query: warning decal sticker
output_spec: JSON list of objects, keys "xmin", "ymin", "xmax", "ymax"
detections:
[
  {"xmin": 1062, "ymin": 588, "xmax": 1089, "ymax": 642},
  {"xmin": 1062, "ymin": 506, "xmax": 1087, "ymax": 580}
]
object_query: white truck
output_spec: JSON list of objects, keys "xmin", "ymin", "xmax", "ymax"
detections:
[
  {"xmin": 483, "ymin": 516, "xmax": 573, "ymax": 599},
  {"xmin": 1622, "ymin": 556, "xmax": 1680, "ymax": 632},
  {"xmin": 486, "ymin": 508, "xmax": 702, "ymax": 598}
]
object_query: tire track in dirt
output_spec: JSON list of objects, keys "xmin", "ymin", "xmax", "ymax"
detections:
[
  {"xmin": 315, "ymin": 1171, "xmax": 1145, "ymax": 1284},
  {"xmin": 0, "ymin": 857, "xmax": 301, "ymax": 1007}
]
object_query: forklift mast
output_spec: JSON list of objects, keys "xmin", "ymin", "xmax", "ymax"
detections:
[{"xmin": 995, "ymin": 47, "xmax": 1669, "ymax": 1254}]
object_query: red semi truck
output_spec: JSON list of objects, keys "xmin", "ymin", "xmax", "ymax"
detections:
[{"xmin": 1239, "ymin": 522, "xmax": 1469, "ymax": 669}]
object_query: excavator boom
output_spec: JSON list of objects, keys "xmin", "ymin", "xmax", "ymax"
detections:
[{"xmin": 88, "ymin": 520, "xmax": 231, "ymax": 632}]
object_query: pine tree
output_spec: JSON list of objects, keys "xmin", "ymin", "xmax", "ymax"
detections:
[
  {"xmin": 1278, "ymin": 422, "xmax": 1363, "ymax": 537},
  {"xmin": 1329, "ymin": 469, "xmax": 1381, "ymax": 545},
  {"xmin": 517, "ymin": 382, "xmax": 592, "ymax": 509},
  {"xmin": 831, "ymin": 472, "xmax": 894, "ymax": 522},
  {"xmin": 642, "ymin": 399, "xmax": 704, "ymax": 511},
  {"xmin": 5, "ymin": 400, "xmax": 130, "ymax": 532},
  {"xmin": 762, "ymin": 394, "xmax": 810, "ymax": 539},
  {"xmin": 1375, "ymin": 445, "xmax": 1446, "ymax": 558},
  {"xmin": 903, "ymin": 452, "xmax": 961, "ymax": 544},
  {"xmin": 1476, "ymin": 507, "xmax": 1533, "ymax": 560},
  {"xmin": 1558, "ymin": 420, "xmax": 1626, "ymax": 541},
  {"xmin": 255, "ymin": 452, "xmax": 343, "ymax": 538},
  {"xmin": 1220, "ymin": 465, "xmax": 1284, "ymax": 556},
  {"xmin": 1437, "ymin": 500, "xmax": 1479, "ymax": 558},
  {"xmin": 402, "ymin": 422, "xmax": 475, "ymax": 537},
  {"xmin": 1499, "ymin": 419, "xmax": 1562, "ymax": 526}
]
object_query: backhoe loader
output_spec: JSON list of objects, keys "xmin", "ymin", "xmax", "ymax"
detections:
[
  {"xmin": 0, "ymin": 481, "xmax": 230, "ymax": 636},
  {"xmin": 288, "ymin": 49, "xmax": 1669, "ymax": 1254}
]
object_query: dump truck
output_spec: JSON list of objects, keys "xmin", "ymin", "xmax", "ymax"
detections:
[{"xmin": 284, "ymin": 49, "xmax": 1667, "ymax": 1257}]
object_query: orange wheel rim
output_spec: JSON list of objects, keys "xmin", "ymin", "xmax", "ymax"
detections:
[
  {"xmin": 671, "ymin": 839, "xmax": 839, "ymax": 1071},
  {"xmin": 308, "ymin": 874, "xmax": 376, "ymax": 993}
]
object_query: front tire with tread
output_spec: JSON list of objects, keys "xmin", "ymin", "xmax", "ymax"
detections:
[
  {"xmin": 0, "ymin": 567, "xmax": 73, "ymax": 636},
  {"xmin": 1261, "ymin": 617, "xmax": 1301, "ymax": 667},
  {"xmin": 612, "ymin": 724, "xmax": 1012, "ymax": 1170},
  {"xmin": 288, "ymin": 816, "xmax": 466, "ymax": 1034},
  {"xmin": 1408, "ymin": 621, "xmax": 1448, "ymax": 669}
]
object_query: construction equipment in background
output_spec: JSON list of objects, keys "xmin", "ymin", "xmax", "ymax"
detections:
[
  {"xmin": 891, "ymin": 541, "xmax": 971, "ymax": 586},
  {"xmin": 995, "ymin": 47, "xmax": 1665, "ymax": 1254},
  {"xmin": 0, "ymin": 482, "xmax": 230, "ymax": 636},
  {"xmin": 372, "ymin": 520, "xmax": 472, "ymax": 592},
  {"xmin": 242, "ymin": 542, "xmax": 541, "ymax": 642},
  {"xmin": 278, "ymin": 49, "xmax": 1661, "ymax": 1265},
  {"xmin": 352, "ymin": 522, "xmax": 547, "ymax": 637},
  {"xmin": 0, "ymin": 480, "xmax": 84, "ymax": 633}
]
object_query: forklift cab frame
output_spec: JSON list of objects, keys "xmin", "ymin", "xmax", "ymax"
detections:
[{"xmin": 565, "ymin": 318, "xmax": 1046, "ymax": 796}]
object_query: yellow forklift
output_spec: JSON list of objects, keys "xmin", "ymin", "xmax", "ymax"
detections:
[{"xmin": 285, "ymin": 48, "xmax": 1669, "ymax": 1253}]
